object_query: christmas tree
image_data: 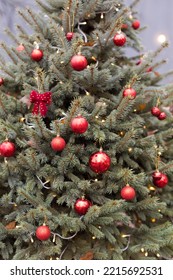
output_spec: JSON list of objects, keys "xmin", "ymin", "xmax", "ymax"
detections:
[{"xmin": 0, "ymin": 0, "xmax": 173, "ymax": 260}]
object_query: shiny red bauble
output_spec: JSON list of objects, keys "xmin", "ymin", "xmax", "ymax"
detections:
[
  {"xmin": 70, "ymin": 54, "xmax": 88, "ymax": 71},
  {"xmin": 120, "ymin": 185, "xmax": 136, "ymax": 200},
  {"xmin": 132, "ymin": 20, "xmax": 140, "ymax": 30},
  {"xmin": 0, "ymin": 141, "xmax": 16, "ymax": 157},
  {"xmin": 113, "ymin": 32, "xmax": 126, "ymax": 46},
  {"xmin": 158, "ymin": 112, "xmax": 167, "ymax": 120},
  {"xmin": 66, "ymin": 32, "xmax": 74, "ymax": 41},
  {"xmin": 152, "ymin": 171, "xmax": 163, "ymax": 180},
  {"xmin": 31, "ymin": 49, "xmax": 43, "ymax": 61},
  {"xmin": 74, "ymin": 198, "xmax": 92, "ymax": 215},
  {"xmin": 153, "ymin": 173, "xmax": 168, "ymax": 188},
  {"xmin": 70, "ymin": 116, "xmax": 88, "ymax": 134},
  {"xmin": 50, "ymin": 136, "xmax": 66, "ymax": 152},
  {"xmin": 123, "ymin": 88, "xmax": 137, "ymax": 100},
  {"xmin": 16, "ymin": 44, "xmax": 25, "ymax": 52},
  {"xmin": 89, "ymin": 151, "xmax": 111, "ymax": 173},
  {"xmin": 35, "ymin": 225, "xmax": 51, "ymax": 241},
  {"xmin": 151, "ymin": 107, "xmax": 161, "ymax": 117},
  {"xmin": 0, "ymin": 77, "xmax": 4, "ymax": 86}
]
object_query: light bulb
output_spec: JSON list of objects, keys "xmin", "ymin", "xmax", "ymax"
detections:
[{"xmin": 157, "ymin": 34, "xmax": 167, "ymax": 44}]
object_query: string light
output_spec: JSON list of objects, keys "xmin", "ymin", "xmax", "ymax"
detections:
[
  {"xmin": 95, "ymin": 116, "xmax": 99, "ymax": 119},
  {"xmin": 121, "ymin": 234, "xmax": 131, "ymax": 252},
  {"xmin": 119, "ymin": 131, "xmax": 125, "ymax": 137},
  {"xmin": 157, "ymin": 253, "xmax": 160, "ymax": 258},
  {"xmin": 157, "ymin": 34, "xmax": 167, "ymax": 44},
  {"xmin": 92, "ymin": 236, "xmax": 96, "ymax": 240},
  {"xmin": 141, "ymin": 248, "xmax": 145, "ymax": 253},
  {"xmin": 151, "ymin": 218, "xmax": 156, "ymax": 223},
  {"xmin": 145, "ymin": 252, "xmax": 148, "ymax": 257},
  {"xmin": 20, "ymin": 117, "xmax": 26, "ymax": 123},
  {"xmin": 128, "ymin": 147, "xmax": 133, "ymax": 152},
  {"xmin": 101, "ymin": 13, "xmax": 104, "ymax": 19},
  {"xmin": 102, "ymin": 119, "xmax": 105, "ymax": 123}
]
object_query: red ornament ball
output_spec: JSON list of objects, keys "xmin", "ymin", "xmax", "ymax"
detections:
[
  {"xmin": 70, "ymin": 54, "xmax": 88, "ymax": 71},
  {"xmin": 123, "ymin": 88, "xmax": 137, "ymax": 100},
  {"xmin": 151, "ymin": 107, "xmax": 161, "ymax": 117},
  {"xmin": 89, "ymin": 150, "xmax": 111, "ymax": 173},
  {"xmin": 31, "ymin": 49, "xmax": 43, "ymax": 61},
  {"xmin": 120, "ymin": 185, "xmax": 136, "ymax": 200},
  {"xmin": 0, "ymin": 141, "xmax": 16, "ymax": 157},
  {"xmin": 35, "ymin": 225, "xmax": 51, "ymax": 241},
  {"xmin": 146, "ymin": 67, "xmax": 153, "ymax": 72},
  {"xmin": 70, "ymin": 116, "xmax": 88, "ymax": 134},
  {"xmin": 51, "ymin": 136, "xmax": 66, "ymax": 152},
  {"xmin": 132, "ymin": 20, "xmax": 140, "ymax": 30},
  {"xmin": 152, "ymin": 171, "xmax": 163, "ymax": 180},
  {"xmin": 113, "ymin": 32, "xmax": 126, "ymax": 46},
  {"xmin": 121, "ymin": 23, "xmax": 128, "ymax": 30},
  {"xmin": 16, "ymin": 44, "xmax": 25, "ymax": 52},
  {"xmin": 158, "ymin": 112, "xmax": 166, "ymax": 120},
  {"xmin": 0, "ymin": 77, "xmax": 4, "ymax": 86},
  {"xmin": 153, "ymin": 173, "xmax": 168, "ymax": 188},
  {"xmin": 66, "ymin": 32, "xmax": 74, "ymax": 41},
  {"xmin": 74, "ymin": 198, "xmax": 92, "ymax": 215}
]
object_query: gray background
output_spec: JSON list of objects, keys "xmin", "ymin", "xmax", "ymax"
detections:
[{"xmin": 0, "ymin": 0, "xmax": 172, "ymax": 80}]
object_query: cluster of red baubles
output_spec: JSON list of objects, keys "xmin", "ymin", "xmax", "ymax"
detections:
[
  {"xmin": 151, "ymin": 107, "xmax": 167, "ymax": 120},
  {"xmin": 152, "ymin": 171, "xmax": 168, "ymax": 188},
  {"xmin": 35, "ymin": 170, "xmax": 169, "ymax": 241},
  {"xmin": 23, "ymin": 20, "xmax": 140, "ymax": 68},
  {"xmin": 113, "ymin": 19, "xmax": 140, "ymax": 47},
  {"xmin": 122, "ymin": 20, "xmax": 140, "ymax": 30}
]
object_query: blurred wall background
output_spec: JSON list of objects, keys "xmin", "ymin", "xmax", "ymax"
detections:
[{"xmin": 0, "ymin": 0, "xmax": 172, "ymax": 81}]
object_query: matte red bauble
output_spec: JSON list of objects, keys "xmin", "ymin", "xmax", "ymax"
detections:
[
  {"xmin": 113, "ymin": 32, "xmax": 126, "ymax": 46},
  {"xmin": 66, "ymin": 32, "xmax": 74, "ymax": 41},
  {"xmin": 70, "ymin": 54, "xmax": 88, "ymax": 71},
  {"xmin": 70, "ymin": 116, "xmax": 88, "ymax": 134},
  {"xmin": 151, "ymin": 107, "xmax": 161, "ymax": 117},
  {"xmin": 120, "ymin": 185, "xmax": 136, "ymax": 200},
  {"xmin": 158, "ymin": 112, "xmax": 166, "ymax": 120},
  {"xmin": 51, "ymin": 136, "xmax": 66, "ymax": 152},
  {"xmin": 132, "ymin": 20, "xmax": 140, "ymax": 29},
  {"xmin": 74, "ymin": 198, "xmax": 92, "ymax": 215},
  {"xmin": 31, "ymin": 49, "xmax": 43, "ymax": 61},
  {"xmin": 35, "ymin": 225, "xmax": 51, "ymax": 241},
  {"xmin": 0, "ymin": 141, "xmax": 16, "ymax": 157},
  {"xmin": 0, "ymin": 77, "xmax": 4, "ymax": 86},
  {"xmin": 123, "ymin": 88, "xmax": 137, "ymax": 100},
  {"xmin": 16, "ymin": 44, "xmax": 25, "ymax": 52},
  {"xmin": 153, "ymin": 173, "xmax": 168, "ymax": 188},
  {"xmin": 89, "ymin": 151, "xmax": 111, "ymax": 173}
]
